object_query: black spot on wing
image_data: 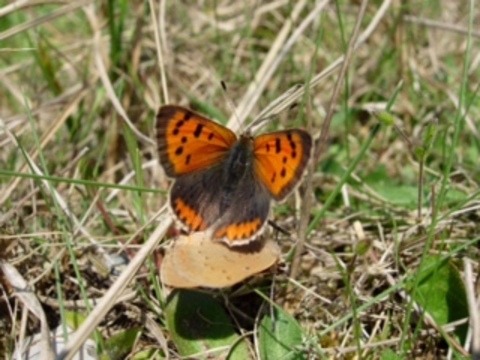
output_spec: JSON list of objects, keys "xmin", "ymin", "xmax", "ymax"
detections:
[
  {"xmin": 275, "ymin": 138, "xmax": 281, "ymax": 153},
  {"xmin": 194, "ymin": 124, "xmax": 204, "ymax": 138},
  {"xmin": 176, "ymin": 120, "xmax": 185, "ymax": 128}
]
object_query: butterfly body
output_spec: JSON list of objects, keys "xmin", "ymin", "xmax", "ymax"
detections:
[
  {"xmin": 221, "ymin": 134, "xmax": 255, "ymax": 188},
  {"xmin": 157, "ymin": 105, "xmax": 312, "ymax": 246}
]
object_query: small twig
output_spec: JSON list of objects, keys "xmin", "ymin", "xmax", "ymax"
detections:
[
  {"xmin": 0, "ymin": 88, "xmax": 88, "ymax": 206},
  {"xmin": 290, "ymin": 0, "xmax": 370, "ymax": 280},
  {"xmin": 464, "ymin": 258, "xmax": 480, "ymax": 358},
  {"xmin": 57, "ymin": 214, "xmax": 171, "ymax": 360},
  {"xmin": 0, "ymin": 0, "xmax": 92, "ymax": 40},
  {"xmin": 83, "ymin": 5, "xmax": 153, "ymax": 145},
  {"xmin": 149, "ymin": 0, "xmax": 169, "ymax": 104},
  {"xmin": 313, "ymin": 0, "xmax": 369, "ymax": 167},
  {"xmin": 253, "ymin": 0, "xmax": 395, "ymax": 124},
  {"xmin": 228, "ymin": 0, "xmax": 325, "ymax": 130},
  {"xmin": 403, "ymin": 14, "xmax": 480, "ymax": 39},
  {"xmin": 418, "ymin": 160, "xmax": 424, "ymax": 220}
]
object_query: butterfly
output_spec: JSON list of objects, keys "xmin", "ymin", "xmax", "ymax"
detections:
[{"xmin": 156, "ymin": 105, "xmax": 312, "ymax": 246}]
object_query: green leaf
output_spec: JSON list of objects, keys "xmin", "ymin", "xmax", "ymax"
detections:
[
  {"xmin": 410, "ymin": 255, "xmax": 468, "ymax": 343},
  {"xmin": 413, "ymin": 145, "xmax": 425, "ymax": 162},
  {"xmin": 165, "ymin": 290, "xmax": 252, "ymax": 359},
  {"xmin": 258, "ymin": 307, "xmax": 304, "ymax": 360},
  {"xmin": 64, "ymin": 310, "xmax": 87, "ymax": 330},
  {"xmin": 373, "ymin": 183, "xmax": 418, "ymax": 208},
  {"xmin": 422, "ymin": 122, "xmax": 437, "ymax": 153},
  {"xmin": 355, "ymin": 239, "xmax": 371, "ymax": 257},
  {"xmin": 102, "ymin": 328, "xmax": 142, "ymax": 360},
  {"xmin": 380, "ymin": 348, "xmax": 403, "ymax": 360},
  {"xmin": 64, "ymin": 311, "xmax": 104, "ymax": 354},
  {"xmin": 130, "ymin": 349, "xmax": 162, "ymax": 359},
  {"xmin": 376, "ymin": 111, "xmax": 395, "ymax": 126}
]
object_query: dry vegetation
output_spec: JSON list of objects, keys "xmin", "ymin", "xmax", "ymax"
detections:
[{"xmin": 1, "ymin": 0, "xmax": 479, "ymax": 359}]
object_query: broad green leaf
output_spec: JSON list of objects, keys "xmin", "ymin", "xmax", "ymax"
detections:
[
  {"xmin": 102, "ymin": 328, "xmax": 142, "ymax": 360},
  {"xmin": 258, "ymin": 307, "xmax": 304, "ymax": 360},
  {"xmin": 165, "ymin": 290, "xmax": 252, "ymax": 359},
  {"xmin": 372, "ymin": 183, "xmax": 418, "ymax": 208},
  {"xmin": 410, "ymin": 255, "xmax": 468, "ymax": 343}
]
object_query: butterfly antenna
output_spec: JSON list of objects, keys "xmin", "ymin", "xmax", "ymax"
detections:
[
  {"xmin": 245, "ymin": 102, "xmax": 299, "ymax": 134},
  {"xmin": 220, "ymin": 80, "xmax": 243, "ymax": 132}
]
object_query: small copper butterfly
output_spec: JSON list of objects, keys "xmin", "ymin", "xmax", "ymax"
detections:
[{"xmin": 156, "ymin": 105, "xmax": 312, "ymax": 246}]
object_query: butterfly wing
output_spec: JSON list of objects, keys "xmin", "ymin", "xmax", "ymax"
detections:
[
  {"xmin": 156, "ymin": 105, "xmax": 237, "ymax": 177},
  {"xmin": 210, "ymin": 172, "xmax": 271, "ymax": 245},
  {"xmin": 169, "ymin": 165, "xmax": 271, "ymax": 245},
  {"xmin": 168, "ymin": 166, "xmax": 225, "ymax": 232},
  {"xmin": 253, "ymin": 129, "xmax": 312, "ymax": 201}
]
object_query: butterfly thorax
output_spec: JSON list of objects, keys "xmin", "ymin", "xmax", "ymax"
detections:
[{"xmin": 221, "ymin": 134, "xmax": 255, "ymax": 190}]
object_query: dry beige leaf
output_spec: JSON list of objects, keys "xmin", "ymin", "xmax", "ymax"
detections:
[{"xmin": 161, "ymin": 232, "xmax": 281, "ymax": 288}]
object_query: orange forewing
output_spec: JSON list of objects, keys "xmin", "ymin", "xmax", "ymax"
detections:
[
  {"xmin": 253, "ymin": 129, "xmax": 312, "ymax": 200},
  {"xmin": 157, "ymin": 105, "xmax": 237, "ymax": 177}
]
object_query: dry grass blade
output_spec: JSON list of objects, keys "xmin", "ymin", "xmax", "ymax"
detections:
[
  {"xmin": 0, "ymin": 1, "xmax": 92, "ymax": 41},
  {"xmin": 464, "ymin": 258, "xmax": 480, "ymax": 357},
  {"xmin": 0, "ymin": 89, "xmax": 88, "ymax": 206},
  {"xmin": 252, "ymin": 0, "xmax": 395, "ymax": 123},
  {"xmin": 227, "ymin": 0, "xmax": 309, "ymax": 129},
  {"xmin": 149, "ymin": 0, "xmax": 169, "ymax": 105},
  {"xmin": 57, "ymin": 216, "xmax": 171, "ymax": 360},
  {"xmin": 290, "ymin": 0, "xmax": 370, "ymax": 280},
  {"xmin": 404, "ymin": 14, "xmax": 480, "ymax": 39},
  {"xmin": 1, "ymin": 262, "xmax": 54, "ymax": 358},
  {"xmin": 83, "ymin": 4, "xmax": 153, "ymax": 146},
  {"xmin": 0, "ymin": 117, "xmax": 114, "ymax": 267}
]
